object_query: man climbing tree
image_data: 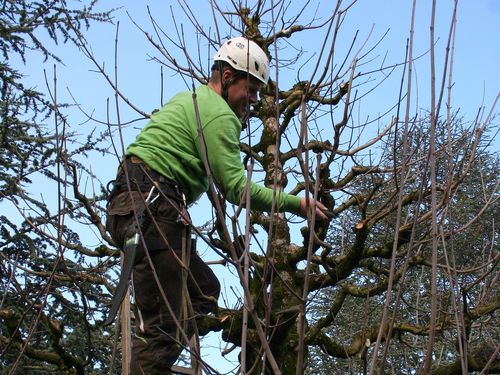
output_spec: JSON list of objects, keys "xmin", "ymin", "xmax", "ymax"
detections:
[{"xmin": 105, "ymin": 37, "xmax": 328, "ymax": 374}]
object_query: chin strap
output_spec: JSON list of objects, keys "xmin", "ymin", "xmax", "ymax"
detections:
[
  {"xmin": 221, "ymin": 81, "xmax": 229, "ymax": 102},
  {"xmin": 218, "ymin": 61, "xmax": 229, "ymax": 103}
]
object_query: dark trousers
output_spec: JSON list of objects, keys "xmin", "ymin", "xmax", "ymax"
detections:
[{"xmin": 106, "ymin": 172, "xmax": 220, "ymax": 374}]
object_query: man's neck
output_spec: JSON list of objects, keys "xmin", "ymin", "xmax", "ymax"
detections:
[{"xmin": 207, "ymin": 80, "xmax": 222, "ymax": 96}]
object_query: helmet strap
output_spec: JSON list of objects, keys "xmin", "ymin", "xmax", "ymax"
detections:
[{"xmin": 218, "ymin": 61, "xmax": 230, "ymax": 102}]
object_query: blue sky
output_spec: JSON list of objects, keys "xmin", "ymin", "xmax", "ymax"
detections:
[
  {"xmin": 16, "ymin": 0, "xmax": 499, "ymax": 372},
  {"xmin": 29, "ymin": 0, "xmax": 497, "ymax": 178},
  {"xmin": 28, "ymin": 1, "xmax": 499, "ymax": 125}
]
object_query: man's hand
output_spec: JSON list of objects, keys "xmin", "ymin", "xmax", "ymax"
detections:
[{"xmin": 299, "ymin": 197, "xmax": 329, "ymax": 222}]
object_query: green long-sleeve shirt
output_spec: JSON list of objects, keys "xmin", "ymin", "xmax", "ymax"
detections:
[{"xmin": 126, "ymin": 85, "xmax": 301, "ymax": 214}]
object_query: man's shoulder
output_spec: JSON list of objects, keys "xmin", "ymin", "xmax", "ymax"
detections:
[
  {"xmin": 197, "ymin": 86, "xmax": 237, "ymax": 119},
  {"xmin": 161, "ymin": 85, "xmax": 239, "ymax": 127},
  {"xmin": 169, "ymin": 85, "xmax": 220, "ymax": 108}
]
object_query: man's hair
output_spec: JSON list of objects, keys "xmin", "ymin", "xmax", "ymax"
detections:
[
  {"xmin": 211, "ymin": 61, "xmax": 229, "ymax": 73},
  {"xmin": 210, "ymin": 61, "xmax": 259, "ymax": 84},
  {"xmin": 210, "ymin": 61, "xmax": 227, "ymax": 82}
]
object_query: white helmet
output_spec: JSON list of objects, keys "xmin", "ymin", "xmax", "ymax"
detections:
[{"xmin": 214, "ymin": 37, "xmax": 270, "ymax": 84}]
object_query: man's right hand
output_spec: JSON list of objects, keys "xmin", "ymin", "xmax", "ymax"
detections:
[{"xmin": 299, "ymin": 197, "xmax": 329, "ymax": 222}]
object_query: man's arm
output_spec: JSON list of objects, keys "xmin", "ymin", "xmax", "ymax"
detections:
[{"xmin": 202, "ymin": 115, "xmax": 327, "ymax": 220}]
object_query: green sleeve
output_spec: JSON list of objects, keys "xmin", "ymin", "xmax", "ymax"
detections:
[{"xmin": 201, "ymin": 114, "xmax": 301, "ymax": 214}]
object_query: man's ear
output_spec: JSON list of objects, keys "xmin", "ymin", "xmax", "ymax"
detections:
[{"xmin": 221, "ymin": 68, "xmax": 234, "ymax": 84}]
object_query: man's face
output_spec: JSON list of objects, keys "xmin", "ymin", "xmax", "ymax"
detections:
[{"xmin": 226, "ymin": 75, "xmax": 263, "ymax": 121}]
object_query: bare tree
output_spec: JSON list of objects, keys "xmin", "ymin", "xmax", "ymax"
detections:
[{"xmin": 1, "ymin": 1, "xmax": 498, "ymax": 374}]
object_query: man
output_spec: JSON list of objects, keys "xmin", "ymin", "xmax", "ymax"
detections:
[{"xmin": 106, "ymin": 37, "xmax": 328, "ymax": 374}]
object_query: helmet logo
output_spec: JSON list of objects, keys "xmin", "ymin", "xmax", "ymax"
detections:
[{"xmin": 235, "ymin": 42, "xmax": 245, "ymax": 49}]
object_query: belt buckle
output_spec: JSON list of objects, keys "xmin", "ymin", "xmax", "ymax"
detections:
[
  {"xmin": 174, "ymin": 185, "xmax": 182, "ymax": 199},
  {"xmin": 176, "ymin": 191, "xmax": 190, "ymax": 225}
]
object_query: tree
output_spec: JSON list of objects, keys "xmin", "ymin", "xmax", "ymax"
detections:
[
  {"xmin": 0, "ymin": 1, "xmax": 113, "ymax": 374},
  {"xmin": 307, "ymin": 116, "xmax": 499, "ymax": 374},
  {"xmin": 1, "ymin": 1, "xmax": 498, "ymax": 374}
]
